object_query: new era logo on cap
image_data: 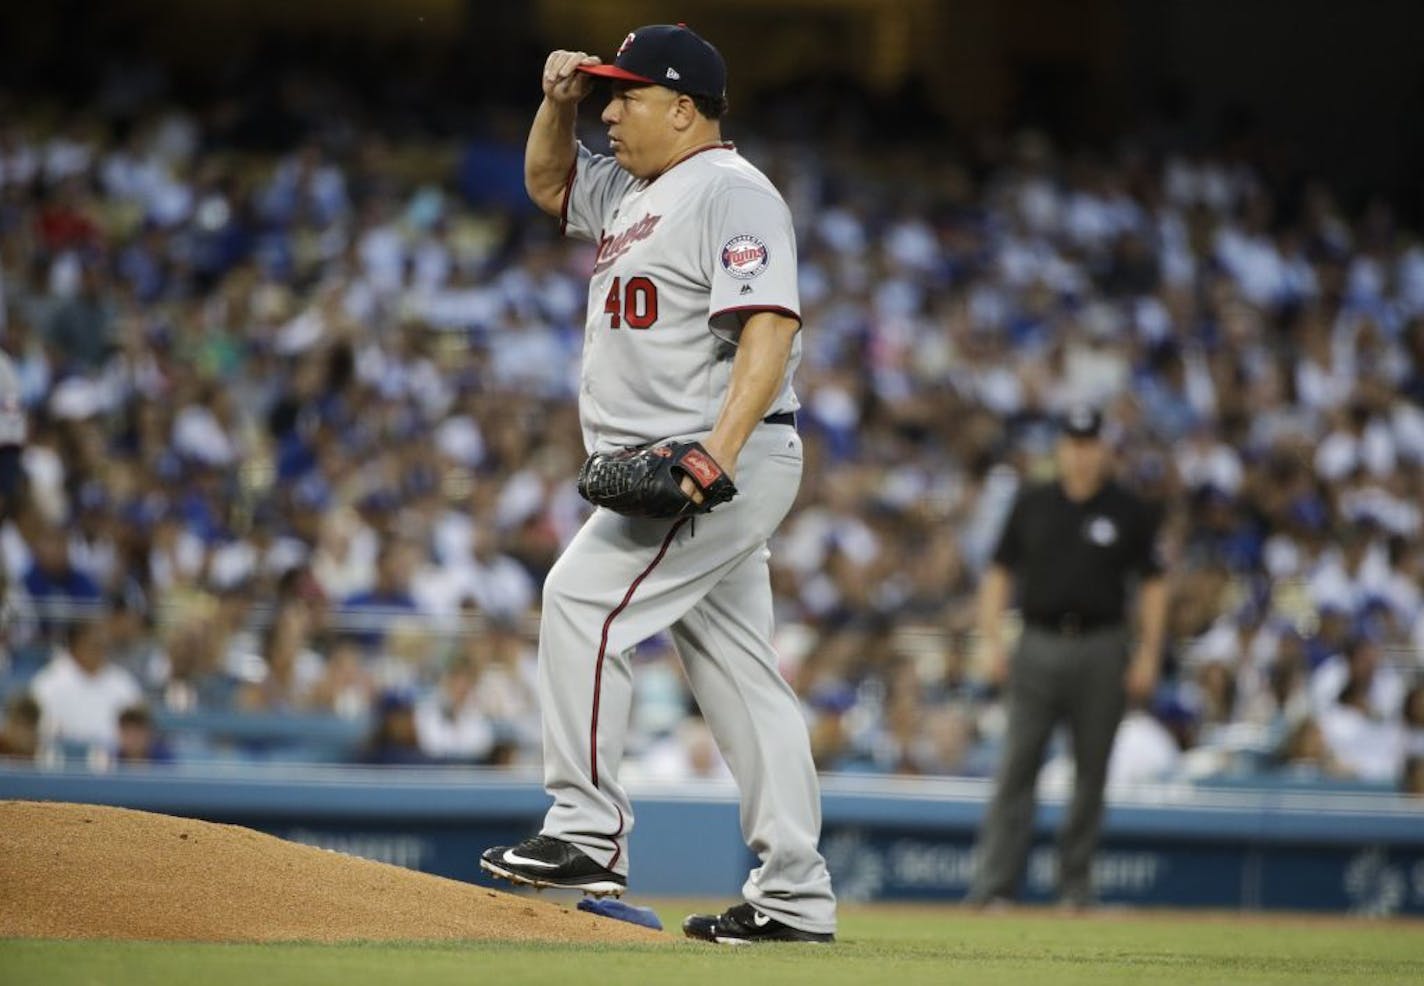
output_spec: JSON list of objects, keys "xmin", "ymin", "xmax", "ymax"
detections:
[{"xmin": 577, "ymin": 23, "xmax": 726, "ymax": 101}]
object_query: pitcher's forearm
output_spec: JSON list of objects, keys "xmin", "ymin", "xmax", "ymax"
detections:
[
  {"xmin": 525, "ymin": 98, "xmax": 579, "ymax": 215},
  {"xmin": 525, "ymin": 50, "xmax": 599, "ymax": 214},
  {"xmin": 704, "ymin": 312, "xmax": 797, "ymax": 472}
]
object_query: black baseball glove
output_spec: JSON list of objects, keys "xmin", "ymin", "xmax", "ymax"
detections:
[{"xmin": 577, "ymin": 440, "xmax": 738, "ymax": 518}]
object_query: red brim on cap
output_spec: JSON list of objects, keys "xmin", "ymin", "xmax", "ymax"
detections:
[{"xmin": 576, "ymin": 63, "xmax": 658, "ymax": 85}]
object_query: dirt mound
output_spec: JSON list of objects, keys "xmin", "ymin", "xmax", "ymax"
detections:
[{"xmin": 0, "ymin": 801, "xmax": 663, "ymax": 944}]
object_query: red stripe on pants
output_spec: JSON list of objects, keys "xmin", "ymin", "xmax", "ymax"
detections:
[{"xmin": 589, "ymin": 518, "xmax": 687, "ymax": 788}]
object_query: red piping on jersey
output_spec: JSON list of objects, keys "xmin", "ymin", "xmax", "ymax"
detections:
[
  {"xmin": 650, "ymin": 141, "xmax": 736, "ymax": 183},
  {"xmin": 589, "ymin": 518, "xmax": 687, "ymax": 788},
  {"xmin": 558, "ymin": 157, "xmax": 578, "ymax": 236},
  {"xmin": 709, "ymin": 304, "xmax": 803, "ymax": 326}
]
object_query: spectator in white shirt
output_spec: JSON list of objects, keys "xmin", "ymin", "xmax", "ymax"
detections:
[
  {"xmin": 1306, "ymin": 523, "xmax": 1391, "ymax": 619},
  {"xmin": 30, "ymin": 619, "xmax": 142, "ymax": 750},
  {"xmin": 459, "ymin": 520, "xmax": 534, "ymax": 624},
  {"xmin": 1277, "ymin": 717, "xmax": 1351, "ymax": 780},
  {"xmin": 235, "ymin": 600, "xmax": 323, "ymax": 712},
  {"xmin": 1318, "ymin": 671, "xmax": 1405, "ymax": 783},
  {"xmin": 414, "ymin": 655, "xmax": 495, "ymax": 762},
  {"xmin": 1310, "ymin": 635, "xmax": 1404, "ymax": 720},
  {"xmin": 469, "ymin": 613, "xmax": 540, "ymax": 756},
  {"xmin": 1294, "ymin": 313, "xmax": 1354, "ymax": 415},
  {"xmin": 1248, "ymin": 645, "xmax": 1313, "ymax": 730},
  {"xmin": 1314, "ymin": 402, "xmax": 1396, "ymax": 483},
  {"xmin": 1106, "ymin": 709, "xmax": 1182, "ymax": 787}
]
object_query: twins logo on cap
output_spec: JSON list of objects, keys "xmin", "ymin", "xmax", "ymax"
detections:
[{"xmin": 721, "ymin": 234, "xmax": 768, "ymax": 280}]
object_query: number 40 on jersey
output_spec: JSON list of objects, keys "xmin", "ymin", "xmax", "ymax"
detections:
[{"xmin": 604, "ymin": 276, "xmax": 659, "ymax": 329}]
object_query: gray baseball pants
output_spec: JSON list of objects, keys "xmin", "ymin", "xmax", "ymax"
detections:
[{"xmin": 537, "ymin": 423, "xmax": 836, "ymax": 934}]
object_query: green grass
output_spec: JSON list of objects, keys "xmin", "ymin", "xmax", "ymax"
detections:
[{"xmin": 3, "ymin": 904, "xmax": 1422, "ymax": 986}]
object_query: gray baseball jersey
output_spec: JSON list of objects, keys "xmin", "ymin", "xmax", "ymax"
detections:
[
  {"xmin": 532, "ymin": 142, "xmax": 836, "ymax": 934},
  {"xmin": 563, "ymin": 142, "xmax": 802, "ymax": 450}
]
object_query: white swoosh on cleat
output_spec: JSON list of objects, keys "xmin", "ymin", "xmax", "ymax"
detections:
[
  {"xmin": 751, "ymin": 911, "xmax": 772, "ymax": 927},
  {"xmin": 503, "ymin": 850, "xmax": 560, "ymax": 869}
]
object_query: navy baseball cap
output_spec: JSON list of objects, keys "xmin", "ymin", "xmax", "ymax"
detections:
[{"xmin": 577, "ymin": 23, "xmax": 726, "ymax": 101}]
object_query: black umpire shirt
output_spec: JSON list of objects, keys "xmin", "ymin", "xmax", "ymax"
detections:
[{"xmin": 992, "ymin": 480, "xmax": 1163, "ymax": 629}]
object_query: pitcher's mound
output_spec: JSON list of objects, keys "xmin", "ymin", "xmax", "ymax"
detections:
[{"xmin": 0, "ymin": 800, "xmax": 663, "ymax": 944}]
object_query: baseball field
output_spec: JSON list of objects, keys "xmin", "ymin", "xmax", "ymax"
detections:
[
  {"xmin": 5, "ymin": 907, "xmax": 1422, "ymax": 986},
  {"xmin": 2, "ymin": 802, "xmax": 1421, "ymax": 985}
]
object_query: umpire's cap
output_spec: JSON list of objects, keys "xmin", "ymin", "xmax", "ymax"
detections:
[
  {"xmin": 1059, "ymin": 404, "xmax": 1104, "ymax": 439},
  {"xmin": 577, "ymin": 24, "xmax": 726, "ymax": 102}
]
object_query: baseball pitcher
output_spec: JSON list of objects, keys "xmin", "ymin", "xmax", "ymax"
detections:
[{"xmin": 479, "ymin": 23, "xmax": 837, "ymax": 944}]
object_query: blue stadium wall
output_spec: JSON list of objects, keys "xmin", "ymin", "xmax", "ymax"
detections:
[{"xmin": 2, "ymin": 767, "xmax": 1421, "ymax": 915}]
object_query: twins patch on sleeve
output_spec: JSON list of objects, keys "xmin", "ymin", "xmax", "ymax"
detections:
[{"xmin": 720, "ymin": 234, "xmax": 769, "ymax": 279}]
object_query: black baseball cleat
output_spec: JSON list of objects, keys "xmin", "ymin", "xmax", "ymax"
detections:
[
  {"xmin": 480, "ymin": 835, "xmax": 626, "ymax": 897},
  {"xmin": 682, "ymin": 902, "xmax": 834, "ymax": 945}
]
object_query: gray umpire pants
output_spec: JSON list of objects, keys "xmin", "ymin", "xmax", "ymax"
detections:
[{"xmin": 969, "ymin": 624, "xmax": 1129, "ymax": 904}]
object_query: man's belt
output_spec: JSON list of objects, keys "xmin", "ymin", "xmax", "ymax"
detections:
[{"xmin": 1026, "ymin": 614, "xmax": 1121, "ymax": 636}]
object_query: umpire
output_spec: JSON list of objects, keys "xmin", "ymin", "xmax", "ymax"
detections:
[{"xmin": 967, "ymin": 406, "xmax": 1168, "ymax": 908}]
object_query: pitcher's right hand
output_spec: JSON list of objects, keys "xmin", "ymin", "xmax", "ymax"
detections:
[{"xmin": 542, "ymin": 50, "xmax": 600, "ymax": 105}]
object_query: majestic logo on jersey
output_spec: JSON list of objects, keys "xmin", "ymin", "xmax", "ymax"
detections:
[
  {"xmin": 593, "ymin": 213, "xmax": 661, "ymax": 273},
  {"xmin": 721, "ymin": 234, "xmax": 768, "ymax": 279},
  {"xmin": 617, "ymin": 32, "xmax": 636, "ymax": 57}
]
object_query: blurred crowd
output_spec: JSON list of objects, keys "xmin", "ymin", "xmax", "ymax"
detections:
[{"xmin": 1, "ymin": 75, "xmax": 1423, "ymax": 796}]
